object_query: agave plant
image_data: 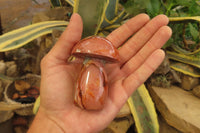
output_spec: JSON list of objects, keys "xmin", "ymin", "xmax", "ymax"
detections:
[
  {"xmin": 165, "ymin": 16, "xmax": 200, "ymax": 78},
  {"xmin": 0, "ymin": 0, "xmax": 160, "ymax": 133},
  {"xmin": 126, "ymin": 0, "xmax": 200, "ymax": 79}
]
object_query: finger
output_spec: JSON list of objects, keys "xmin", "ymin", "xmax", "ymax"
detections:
[
  {"xmin": 121, "ymin": 26, "xmax": 172, "ymax": 75},
  {"xmin": 47, "ymin": 13, "xmax": 83, "ymax": 64},
  {"xmin": 123, "ymin": 49, "xmax": 165, "ymax": 95},
  {"xmin": 119, "ymin": 15, "xmax": 169, "ymax": 65},
  {"xmin": 106, "ymin": 13, "xmax": 150, "ymax": 48},
  {"xmin": 105, "ymin": 49, "xmax": 165, "ymax": 111}
]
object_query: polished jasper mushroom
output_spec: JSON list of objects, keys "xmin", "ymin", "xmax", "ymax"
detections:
[{"xmin": 71, "ymin": 36, "xmax": 120, "ymax": 110}]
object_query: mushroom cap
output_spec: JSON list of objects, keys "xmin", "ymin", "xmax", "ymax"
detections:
[{"xmin": 71, "ymin": 36, "xmax": 120, "ymax": 63}]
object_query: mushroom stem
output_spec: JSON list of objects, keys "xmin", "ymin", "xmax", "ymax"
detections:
[
  {"xmin": 74, "ymin": 59, "xmax": 108, "ymax": 110},
  {"xmin": 83, "ymin": 57, "xmax": 105, "ymax": 66}
]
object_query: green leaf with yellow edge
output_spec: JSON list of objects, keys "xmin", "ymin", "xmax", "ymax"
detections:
[
  {"xmin": 170, "ymin": 61, "xmax": 200, "ymax": 78},
  {"xmin": 102, "ymin": 19, "xmax": 128, "ymax": 31},
  {"xmin": 169, "ymin": 16, "xmax": 200, "ymax": 23},
  {"xmin": 74, "ymin": 0, "xmax": 109, "ymax": 37},
  {"xmin": 0, "ymin": 21, "xmax": 68, "ymax": 52},
  {"xmin": 49, "ymin": 0, "xmax": 62, "ymax": 7},
  {"xmin": 169, "ymin": 16, "xmax": 200, "ymax": 55},
  {"xmin": 97, "ymin": 32, "xmax": 106, "ymax": 37},
  {"xmin": 101, "ymin": 10, "xmax": 127, "ymax": 28},
  {"xmin": 65, "ymin": 0, "xmax": 74, "ymax": 6},
  {"xmin": 128, "ymin": 84, "xmax": 159, "ymax": 133},
  {"xmin": 167, "ymin": 51, "xmax": 200, "ymax": 69},
  {"xmin": 171, "ymin": 45, "xmax": 200, "ymax": 55},
  {"xmin": 103, "ymin": 24, "xmax": 121, "ymax": 31},
  {"xmin": 101, "ymin": 0, "xmax": 127, "ymax": 28}
]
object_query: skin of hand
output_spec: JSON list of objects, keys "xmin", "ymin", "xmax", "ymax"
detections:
[{"xmin": 28, "ymin": 13, "xmax": 172, "ymax": 133}]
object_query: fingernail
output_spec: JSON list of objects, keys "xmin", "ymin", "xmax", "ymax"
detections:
[{"xmin": 70, "ymin": 13, "xmax": 80, "ymax": 22}]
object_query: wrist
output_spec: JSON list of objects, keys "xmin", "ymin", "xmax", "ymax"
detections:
[{"xmin": 28, "ymin": 109, "xmax": 64, "ymax": 133}]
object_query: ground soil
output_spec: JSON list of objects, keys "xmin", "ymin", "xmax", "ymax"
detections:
[{"xmin": 0, "ymin": 0, "xmax": 50, "ymax": 33}]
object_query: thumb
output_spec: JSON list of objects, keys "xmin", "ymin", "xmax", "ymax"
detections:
[{"xmin": 47, "ymin": 13, "xmax": 83, "ymax": 64}]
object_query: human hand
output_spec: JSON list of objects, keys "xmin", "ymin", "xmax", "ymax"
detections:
[{"xmin": 28, "ymin": 13, "xmax": 172, "ymax": 133}]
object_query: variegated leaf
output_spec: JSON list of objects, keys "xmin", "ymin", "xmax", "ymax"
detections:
[
  {"xmin": 65, "ymin": 0, "xmax": 74, "ymax": 6},
  {"xmin": 0, "ymin": 21, "xmax": 68, "ymax": 51},
  {"xmin": 169, "ymin": 16, "xmax": 200, "ymax": 22},
  {"xmin": 128, "ymin": 84, "xmax": 159, "ymax": 133},
  {"xmin": 101, "ymin": 0, "xmax": 127, "ymax": 28},
  {"xmin": 172, "ymin": 45, "xmax": 200, "ymax": 55},
  {"xmin": 167, "ymin": 51, "xmax": 200, "ymax": 69},
  {"xmin": 49, "ymin": 0, "xmax": 62, "ymax": 7},
  {"xmin": 74, "ymin": 0, "xmax": 109, "ymax": 37},
  {"xmin": 170, "ymin": 61, "xmax": 200, "ymax": 77}
]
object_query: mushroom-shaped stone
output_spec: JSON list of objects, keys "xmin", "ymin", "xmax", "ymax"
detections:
[{"xmin": 71, "ymin": 36, "xmax": 119, "ymax": 110}]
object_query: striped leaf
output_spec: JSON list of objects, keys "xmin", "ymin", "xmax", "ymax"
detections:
[
  {"xmin": 169, "ymin": 16, "xmax": 200, "ymax": 23},
  {"xmin": 0, "ymin": 21, "xmax": 68, "ymax": 52},
  {"xmin": 167, "ymin": 51, "xmax": 200, "ymax": 69},
  {"xmin": 74, "ymin": 0, "xmax": 109, "ymax": 37},
  {"xmin": 170, "ymin": 61, "xmax": 200, "ymax": 77},
  {"xmin": 101, "ymin": 10, "xmax": 127, "ymax": 28},
  {"xmin": 101, "ymin": 18, "xmax": 128, "ymax": 33},
  {"xmin": 103, "ymin": 24, "xmax": 121, "ymax": 31},
  {"xmin": 65, "ymin": 0, "xmax": 74, "ymax": 6},
  {"xmin": 128, "ymin": 84, "xmax": 159, "ymax": 133},
  {"xmin": 169, "ymin": 16, "xmax": 200, "ymax": 55},
  {"xmin": 49, "ymin": 0, "xmax": 62, "ymax": 7},
  {"xmin": 171, "ymin": 45, "xmax": 200, "ymax": 55},
  {"xmin": 101, "ymin": 0, "xmax": 128, "ymax": 28}
]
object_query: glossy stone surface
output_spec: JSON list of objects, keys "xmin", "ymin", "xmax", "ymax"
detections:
[
  {"xmin": 71, "ymin": 36, "xmax": 120, "ymax": 63},
  {"xmin": 74, "ymin": 60, "xmax": 108, "ymax": 110}
]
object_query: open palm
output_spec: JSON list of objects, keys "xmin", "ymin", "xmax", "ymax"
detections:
[{"xmin": 28, "ymin": 13, "xmax": 172, "ymax": 133}]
